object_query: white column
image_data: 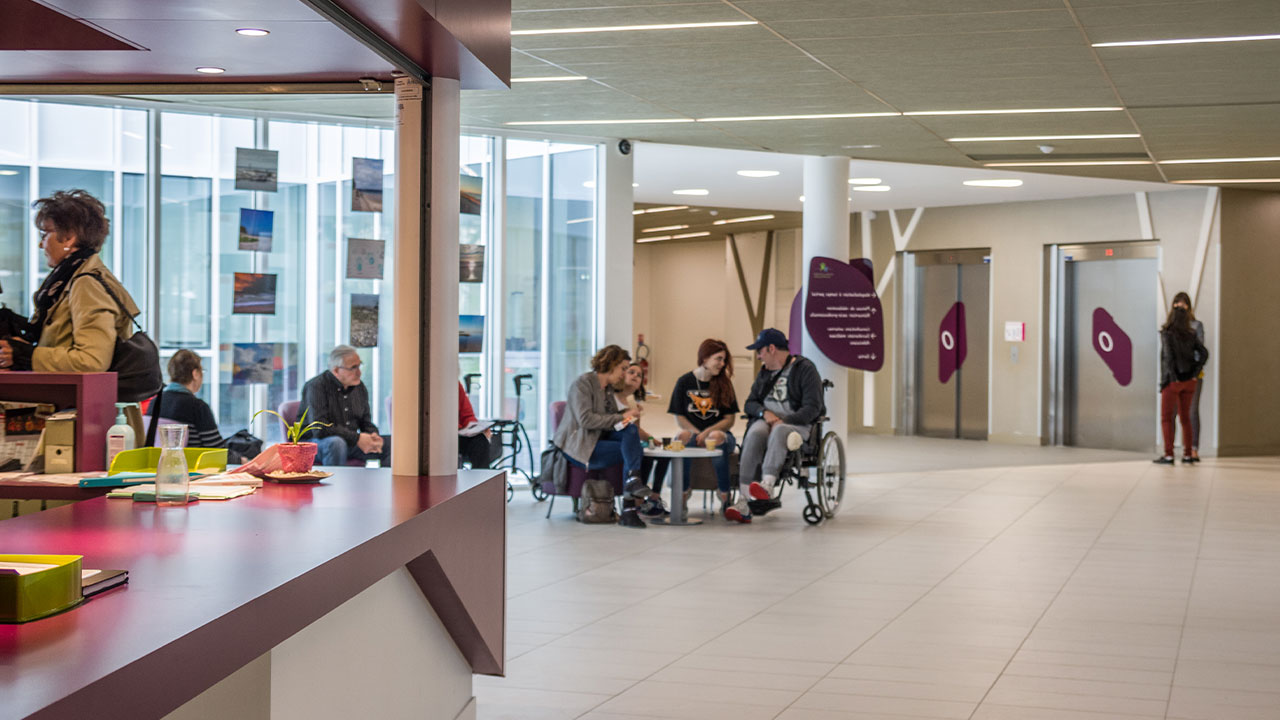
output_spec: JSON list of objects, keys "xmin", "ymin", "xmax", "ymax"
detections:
[
  {"xmin": 801, "ymin": 156, "xmax": 850, "ymax": 443},
  {"xmin": 595, "ymin": 140, "xmax": 635, "ymax": 350},
  {"xmin": 392, "ymin": 77, "xmax": 461, "ymax": 475}
]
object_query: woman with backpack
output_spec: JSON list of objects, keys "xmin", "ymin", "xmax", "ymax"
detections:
[{"xmin": 1155, "ymin": 301, "xmax": 1209, "ymax": 465}]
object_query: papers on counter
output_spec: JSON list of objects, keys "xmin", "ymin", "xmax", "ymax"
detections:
[{"xmin": 107, "ymin": 484, "xmax": 258, "ymax": 501}]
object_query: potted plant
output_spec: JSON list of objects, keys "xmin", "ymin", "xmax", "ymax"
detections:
[{"xmin": 251, "ymin": 408, "xmax": 331, "ymax": 473}]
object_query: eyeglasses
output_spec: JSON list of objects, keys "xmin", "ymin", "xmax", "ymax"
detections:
[
  {"xmin": 37, "ymin": 226, "xmax": 55, "ymax": 241},
  {"xmin": 339, "ymin": 363, "xmax": 362, "ymax": 372}
]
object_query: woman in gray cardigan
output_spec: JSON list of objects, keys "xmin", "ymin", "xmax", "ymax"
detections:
[{"xmin": 552, "ymin": 344, "xmax": 659, "ymax": 527}]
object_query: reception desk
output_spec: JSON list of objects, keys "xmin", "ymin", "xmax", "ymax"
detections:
[{"xmin": 0, "ymin": 468, "xmax": 506, "ymax": 720}]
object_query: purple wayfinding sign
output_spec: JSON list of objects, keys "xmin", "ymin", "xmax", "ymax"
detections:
[
  {"xmin": 938, "ymin": 302, "xmax": 967, "ymax": 384},
  {"xmin": 1092, "ymin": 307, "xmax": 1133, "ymax": 386},
  {"xmin": 804, "ymin": 256, "xmax": 884, "ymax": 371}
]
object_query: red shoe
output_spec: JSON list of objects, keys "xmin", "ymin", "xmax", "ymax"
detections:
[
  {"xmin": 748, "ymin": 481, "xmax": 772, "ymax": 501},
  {"xmin": 724, "ymin": 505, "xmax": 752, "ymax": 524}
]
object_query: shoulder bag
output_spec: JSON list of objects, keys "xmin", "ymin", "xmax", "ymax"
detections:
[{"xmin": 73, "ymin": 273, "xmax": 164, "ymax": 403}]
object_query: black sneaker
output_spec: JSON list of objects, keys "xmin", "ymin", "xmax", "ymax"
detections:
[
  {"xmin": 749, "ymin": 498, "xmax": 782, "ymax": 516},
  {"xmin": 618, "ymin": 508, "xmax": 646, "ymax": 528},
  {"xmin": 624, "ymin": 477, "xmax": 654, "ymax": 500},
  {"xmin": 1183, "ymin": 456, "xmax": 1200, "ymax": 464},
  {"xmin": 638, "ymin": 497, "xmax": 668, "ymax": 518},
  {"xmin": 1152, "ymin": 456, "xmax": 1175, "ymax": 465}
]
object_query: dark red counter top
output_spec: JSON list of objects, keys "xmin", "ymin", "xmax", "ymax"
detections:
[{"xmin": 0, "ymin": 468, "xmax": 506, "ymax": 720}]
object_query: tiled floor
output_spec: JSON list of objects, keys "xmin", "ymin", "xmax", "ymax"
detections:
[{"xmin": 478, "ymin": 440, "xmax": 1280, "ymax": 720}]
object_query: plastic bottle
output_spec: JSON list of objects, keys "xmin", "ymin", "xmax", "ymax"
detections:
[{"xmin": 105, "ymin": 403, "xmax": 135, "ymax": 469}]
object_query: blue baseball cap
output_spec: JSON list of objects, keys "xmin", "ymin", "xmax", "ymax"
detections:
[{"xmin": 746, "ymin": 328, "xmax": 788, "ymax": 351}]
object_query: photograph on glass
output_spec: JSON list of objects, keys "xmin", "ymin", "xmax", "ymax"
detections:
[
  {"xmin": 238, "ymin": 208, "xmax": 274, "ymax": 252},
  {"xmin": 459, "ymin": 314, "xmax": 484, "ymax": 353},
  {"xmin": 346, "ymin": 238, "xmax": 385, "ymax": 280},
  {"xmin": 350, "ymin": 294, "xmax": 380, "ymax": 348},
  {"xmin": 460, "ymin": 174, "xmax": 482, "ymax": 215},
  {"xmin": 351, "ymin": 157, "xmax": 384, "ymax": 212},
  {"xmin": 460, "ymin": 244, "xmax": 484, "ymax": 283},
  {"xmin": 230, "ymin": 342, "xmax": 278, "ymax": 385},
  {"xmin": 232, "ymin": 272, "xmax": 277, "ymax": 314},
  {"xmin": 234, "ymin": 148, "xmax": 279, "ymax": 192}
]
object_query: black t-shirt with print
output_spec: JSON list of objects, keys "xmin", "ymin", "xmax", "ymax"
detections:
[{"xmin": 667, "ymin": 371, "xmax": 739, "ymax": 432}]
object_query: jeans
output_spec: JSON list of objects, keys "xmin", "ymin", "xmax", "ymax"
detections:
[
  {"xmin": 567, "ymin": 424, "xmax": 643, "ymax": 478},
  {"xmin": 315, "ymin": 434, "xmax": 392, "ymax": 467},
  {"xmin": 678, "ymin": 431, "xmax": 736, "ymax": 493},
  {"xmin": 1161, "ymin": 380, "xmax": 1196, "ymax": 458},
  {"xmin": 738, "ymin": 420, "xmax": 809, "ymax": 491}
]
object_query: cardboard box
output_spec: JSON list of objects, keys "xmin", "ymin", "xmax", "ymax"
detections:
[
  {"xmin": 45, "ymin": 444, "xmax": 74, "ymax": 474},
  {"xmin": 44, "ymin": 411, "xmax": 75, "ymax": 446}
]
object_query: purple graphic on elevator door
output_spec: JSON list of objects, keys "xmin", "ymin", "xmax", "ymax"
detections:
[
  {"xmin": 938, "ymin": 302, "xmax": 967, "ymax": 384},
  {"xmin": 804, "ymin": 256, "xmax": 884, "ymax": 371},
  {"xmin": 1092, "ymin": 307, "xmax": 1133, "ymax": 386}
]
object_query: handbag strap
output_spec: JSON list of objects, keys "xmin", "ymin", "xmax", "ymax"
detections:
[
  {"xmin": 145, "ymin": 388, "xmax": 163, "ymax": 447},
  {"xmin": 70, "ymin": 272, "xmax": 143, "ymax": 332}
]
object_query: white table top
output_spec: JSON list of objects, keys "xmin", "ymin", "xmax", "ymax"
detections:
[{"xmin": 642, "ymin": 446, "xmax": 721, "ymax": 459}]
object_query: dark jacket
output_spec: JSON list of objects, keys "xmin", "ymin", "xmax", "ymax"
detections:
[
  {"xmin": 743, "ymin": 354, "xmax": 825, "ymax": 428},
  {"xmin": 1160, "ymin": 328, "xmax": 1209, "ymax": 389},
  {"xmin": 149, "ymin": 382, "xmax": 224, "ymax": 448},
  {"xmin": 299, "ymin": 371, "xmax": 378, "ymax": 445}
]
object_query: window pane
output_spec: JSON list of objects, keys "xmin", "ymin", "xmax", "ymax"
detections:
[
  {"xmin": 159, "ymin": 176, "xmax": 212, "ymax": 347},
  {"xmin": 546, "ymin": 146, "xmax": 596, "ymax": 430},
  {"xmin": 0, "ymin": 166, "xmax": 29, "ymax": 312},
  {"xmin": 504, "ymin": 142, "xmax": 545, "ymax": 451}
]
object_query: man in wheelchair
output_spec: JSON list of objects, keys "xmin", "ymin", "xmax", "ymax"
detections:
[{"xmin": 727, "ymin": 328, "xmax": 826, "ymax": 523}]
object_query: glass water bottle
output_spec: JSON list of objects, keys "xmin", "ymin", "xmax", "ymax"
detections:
[{"xmin": 155, "ymin": 424, "xmax": 190, "ymax": 506}]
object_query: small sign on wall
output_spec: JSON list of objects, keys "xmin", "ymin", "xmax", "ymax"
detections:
[{"xmin": 1004, "ymin": 321, "xmax": 1025, "ymax": 342}]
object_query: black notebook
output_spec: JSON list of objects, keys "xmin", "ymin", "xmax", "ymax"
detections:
[{"xmin": 81, "ymin": 569, "xmax": 129, "ymax": 597}]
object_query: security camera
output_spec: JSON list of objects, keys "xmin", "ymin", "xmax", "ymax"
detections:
[
  {"xmin": 1038, "ymin": 144, "xmax": 1056, "ymax": 154},
  {"xmin": 618, "ymin": 139, "xmax": 632, "ymax": 155}
]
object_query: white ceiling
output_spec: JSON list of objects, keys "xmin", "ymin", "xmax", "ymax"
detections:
[{"xmin": 634, "ymin": 142, "xmax": 1174, "ymax": 212}]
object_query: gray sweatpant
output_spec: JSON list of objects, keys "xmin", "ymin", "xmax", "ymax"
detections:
[{"xmin": 738, "ymin": 420, "xmax": 810, "ymax": 490}]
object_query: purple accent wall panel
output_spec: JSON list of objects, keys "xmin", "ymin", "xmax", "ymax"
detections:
[
  {"xmin": 804, "ymin": 256, "xmax": 884, "ymax": 371},
  {"xmin": 788, "ymin": 289, "xmax": 803, "ymax": 355},
  {"xmin": 1092, "ymin": 307, "xmax": 1133, "ymax": 386},
  {"xmin": 938, "ymin": 302, "xmax": 967, "ymax": 384}
]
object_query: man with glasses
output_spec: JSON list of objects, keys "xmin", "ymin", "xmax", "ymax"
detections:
[{"xmin": 299, "ymin": 344, "xmax": 390, "ymax": 466}]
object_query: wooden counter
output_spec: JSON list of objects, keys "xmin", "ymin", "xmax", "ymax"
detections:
[{"xmin": 0, "ymin": 467, "xmax": 506, "ymax": 720}]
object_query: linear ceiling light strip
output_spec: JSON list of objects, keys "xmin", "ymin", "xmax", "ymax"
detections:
[{"xmin": 513, "ymin": 21, "xmax": 757, "ymax": 36}]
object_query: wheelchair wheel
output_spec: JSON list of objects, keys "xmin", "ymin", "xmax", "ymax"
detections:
[
  {"xmin": 506, "ymin": 481, "xmax": 514, "ymax": 503},
  {"xmin": 531, "ymin": 482, "xmax": 548, "ymax": 501},
  {"xmin": 815, "ymin": 431, "xmax": 846, "ymax": 518},
  {"xmin": 802, "ymin": 504, "xmax": 823, "ymax": 525}
]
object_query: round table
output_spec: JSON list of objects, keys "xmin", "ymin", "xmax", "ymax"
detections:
[{"xmin": 642, "ymin": 446, "xmax": 720, "ymax": 526}]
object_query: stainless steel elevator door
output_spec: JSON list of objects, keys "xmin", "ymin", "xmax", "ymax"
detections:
[
  {"xmin": 1064, "ymin": 256, "xmax": 1157, "ymax": 452},
  {"xmin": 913, "ymin": 252, "xmax": 990, "ymax": 440},
  {"xmin": 958, "ymin": 262, "xmax": 990, "ymax": 440},
  {"xmin": 917, "ymin": 264, "xmax": 959, "ymax": 437}
]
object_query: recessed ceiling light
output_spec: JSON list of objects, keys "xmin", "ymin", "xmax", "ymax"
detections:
[
  {"xmin": 0, "ymin": 170, "xmax": 18, "ymax": 176},
  {"xmin": 983, "ymin": 160, "xmax": 1153, "ymax": 167},
  {"xmin": 632, "ymin": 182, "xmax": 639, "ymax": 187},
  {"xmin": 852, "ymin": 186, "xmax": 891, "ymax": 192},
  {"xmin": 582, "ymin": 181, "xmax": 595, "ymax": 189},
  {"xmin": 948, "ymin": 133, "xmax": 1139, "ymax": 142},
  {"xmin": 510, "ymin": 76, "xmax": 587, "ymax": 83},
  {"xmin": 1093, "ymin": 34, "xmax": 1280, "ymax": 48},
  {"xmin": 848, "ymin": 177, "xmax": 882, "ymax": 185},
  {"xmin": 799, "ymin": 195, "xmax": 805, "ymax": 202},
  {"xmin": 506, "ymin": 118, "xmax": 693, "ymax": 126},
  {"xmin": 700, "ymin": 112, "xmax": 898, "ymax": 122},
  {"xmin": 737, "ymin": 170, "xmax": 780, "ymax": 178},
  {"xmin": 633, "ymin": 205, "xmax": 689, "ymax": 214},
  {"xmin": 512, "ymin": 21, "xmax": 757, "ymax": 36},
  {"xmin": 1159, "ymin": 156, "xmax": 1280, "ymax": 165},
  {"xmin": 672, "ymin": 188, "xmax": 709, "ymax": 196},
  {"xmin": 1171, "ymin": 178, "xmax": 1280, "ymax": 184},
  {"xmin": 905, "ymin": 107, "xmax": 1123, "ymax": 116},
  {"xmin": 673, "ymin": 231, "xmax": 711, "ymax": 239},
  {"xmin": 713, "ymin": 214, "xmax": 775, "ymax": 225},
  {"xmin": 195, "ymin": 67, "xmax": 226, "ymax": 74},
  {"xmin": 235, "ymin": 28, "xmax": 270, "ymax": 36},
  {"xmin": 843, "ymin": 144, "xmax": 881, "ymax": 149},
  {"xmin": 637, "ymin": 235, "xmax": 671, "ymax": 242},
  {"xmin": 644, "ymin": 224, "xmax": 689, "ymax": 232},
  {"xmin": 964, "ymin": 179, "xmax": 1024, "ymax": 188}
]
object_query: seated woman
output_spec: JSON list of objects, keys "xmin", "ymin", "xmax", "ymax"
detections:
[
  {"xmin": 149, "ymin": 349, "xmax": 225, "ymax": 448},
  {"xmin": 615, "ymin": 362, "xmax": 669, "ymax": 496},
  {"xmin": 552, "ymin": 344, "xmax": 660, "ymax": 528},
  {"xmin": 667, "ymin": 338, "xmax": 738, "ymax": 513}
]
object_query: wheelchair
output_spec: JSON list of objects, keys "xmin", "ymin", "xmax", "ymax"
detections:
[{"xmin": 752, "ymin": 379, "xmax": 846, "ymax": 526}]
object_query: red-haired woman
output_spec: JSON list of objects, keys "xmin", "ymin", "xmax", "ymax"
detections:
[{"xmin": 667, "ymin": 339, "xmax": 739, "ymax": 512}]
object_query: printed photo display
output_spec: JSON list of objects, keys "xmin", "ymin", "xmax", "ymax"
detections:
[
  {"xmin": 230, "ymin": 343, "xmax": 277, "ymax": 385},
  {"xmin": 459, "ymin": 314, "xmax": 484, "ymax": 353},
  {"xmin": 460, "ymin": 244, "xmax": 484, "ymax": 283},
  {"xmin": 352, "ymin": 157, "xmax": 384, "ymax": 212},
  {"xmin": 232, "ymin": 272, "xmax": 277, "ymax": 315},
  {"xmin": 350, "ymin": 294, "xmax": 380, "ymax": 347},
  {"xmin": 238, "ymin": 208, "xmax": 274, "ymax": 252},
  {"xmin": 346, "ymin": 238, "xmax": 385, "ymax": 280},
  {"xmin": 460, "ymin": 174, "xmax": 482, "ymax": 215},
  {"xmin": 234, "ymin": 148, "xmax": 279, "ymax": 192}
]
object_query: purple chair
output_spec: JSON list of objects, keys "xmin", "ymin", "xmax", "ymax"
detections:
[{"xmin": 543, "ymin": 400, "xmax": 624, "ymax": 518}]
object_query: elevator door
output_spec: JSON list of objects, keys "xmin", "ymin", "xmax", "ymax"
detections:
[
  {"xmin": 1054, "ymin": 243, "xmax": 1158, "ymax": 452},
  {"xmin": 915, "ymin": 250, "xmax": 990, "ymax": 440}
]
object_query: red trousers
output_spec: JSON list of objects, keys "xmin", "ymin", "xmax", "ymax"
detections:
[{"xmin": 1161, "ymin": 379, "xmax": 1197, "ymax": 458}]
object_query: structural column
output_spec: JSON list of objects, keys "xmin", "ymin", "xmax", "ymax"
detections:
[
  {"xmin": 595, "ymin": 139, "xmax": 635, "ymax": 350},
  {"xmin": 393, "ymin": 76, "xmax": 461, "ymax": 475},
  {"xmin": 801, "ymin": 155, "xmax": 850, "ymax": 444}
]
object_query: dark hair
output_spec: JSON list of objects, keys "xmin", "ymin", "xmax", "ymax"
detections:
[
  {"xmin": 590, "ymin": 345, "xmax": 630, "ymax": 374},
  {"xmin": 696, "ymin": 338, "xmax": 736, "ymax": 408},
  {"xmin": 1170, "ymin": 291, "xmax": 1196, "ymax": 323},
  {"xmin": 168, "ymin": 349, "xmax": 203, "ymax": 385},
  {"xmin": 1162, "ymin": 305, "xmax": 1194, "ymax": 336},
  {"xmin": 33, "ymin": 189, "xmax": 110, "ymax": 254},
  {"xmin": 627, "ymin": 362, "xmax": 647, "ymax": 401}
]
